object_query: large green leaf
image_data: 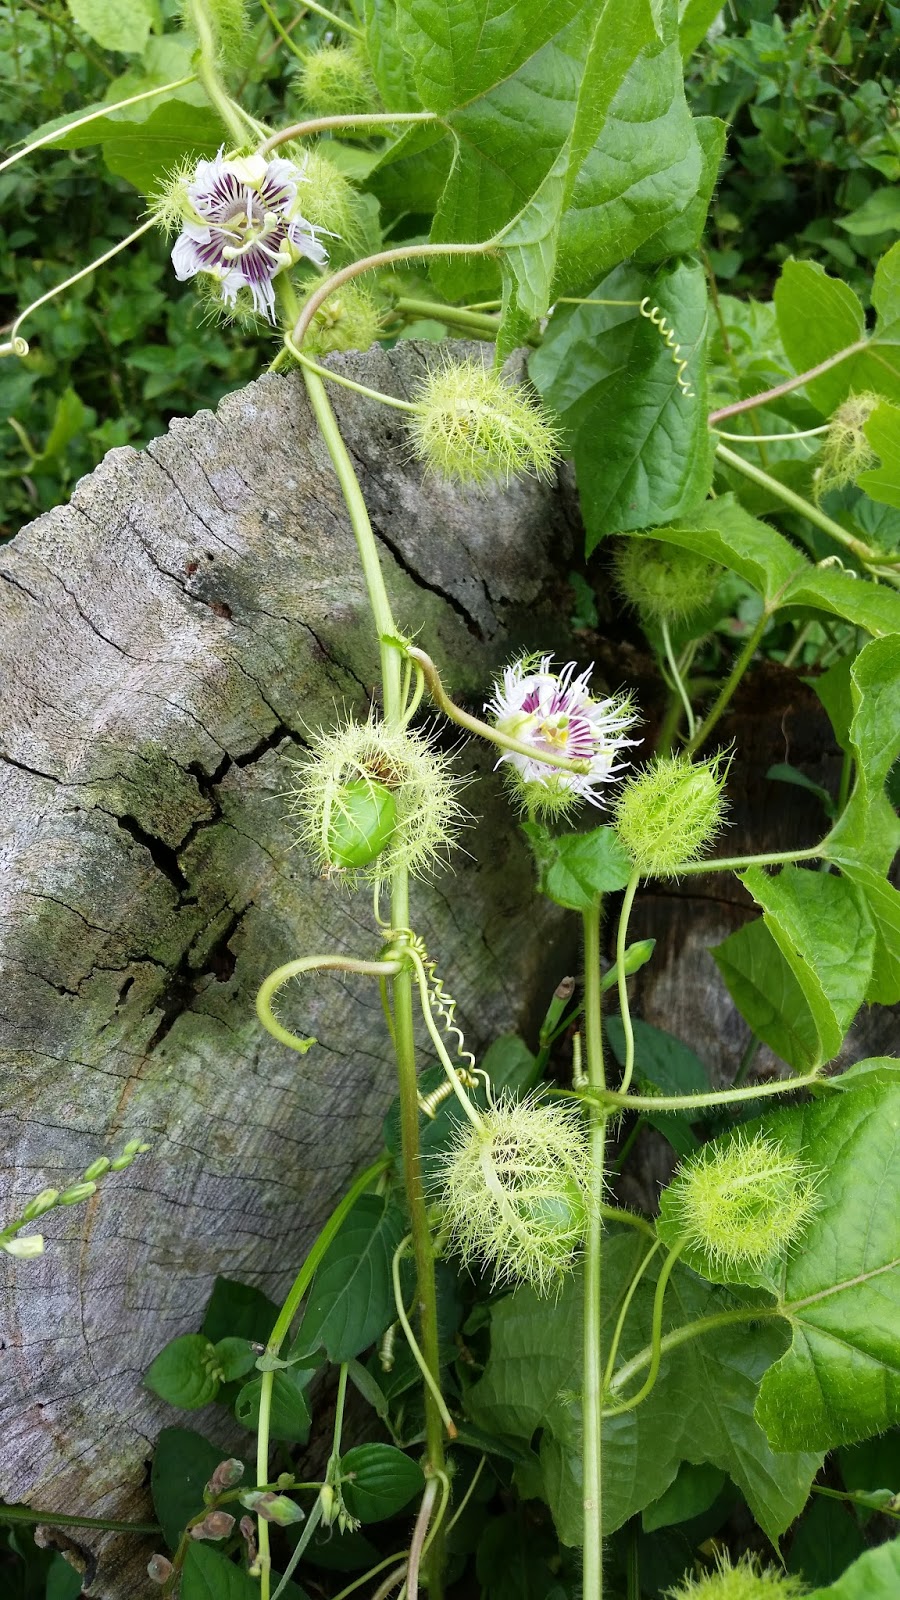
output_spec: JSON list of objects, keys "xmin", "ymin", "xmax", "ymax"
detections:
[
  {"xmin": 774, "ymin": 256, "xmax": 900, "ymax": 415},
  {"xmin": 755, "ymin": 1075, "xmax": 900, "ymax": 1452},
  {"xmin": 530, "ymin": 259, "xmax": 712, "ymax": 545},
  {"xmin": 44, "ymin": 99, "xmax": 225, "ymax": 195},
  {"xmin": 737, "ymin": 865, "xmax": 875, "ymax": 1066},
  {"xmin": 838, "ymin": 863, "xmax": 900, "ymax": 1005},
  {"xmin": 712, "ymin": 916, "xmax": 823, "ymax": 1074},
  {"xmin": 825, "ymin": 635, "xmax": 900, "ymax": 873},
  {"xmin": 632, "ymin": 114, "xmax": 726, "ymax": 263},
  {"xmin": 396, "ymin": 0, "xmax": 585, "ymax": 113},
  {"xmin": 623, "ymin": 494, "xmax": 804, "ymax": 603},
  {"xmin": 339, "ymin": 1444, "xmax": 425, "ymax": 1522},
  {"xmin": 290, "ymin": 1195, "xmax": 406, "ymax": 1364},
  {"xmin": 466, "ymin": 1232, "xmax": 819, "ymax": 1545},
  {"xmin": 554, "ymin": 29, "xmax": 703, "ymax": 297},
  {"xmin": 151, "ymin": 1427, "xmax": 225, "ymax": 1550}
]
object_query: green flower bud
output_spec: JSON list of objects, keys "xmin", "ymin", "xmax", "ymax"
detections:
[
  {"xmin": 295, "ymin": 44, "xmax": 380, "ymax": 117},
  {"xmin": 658, "ymin": 1130, "xmax": 820, "ymax": 1278},
  {"xmin": 240, "ymin": 1491, "xmax": 305, "ymax": 1526},
  {"xmin": 438, "ymin": 1097, "xmax": 590, "ymax": 1294},
  {"xmin": 2, "ymin": 1234, "xmax": 44, "ymax": 1259},
  {"xmin": 408, "ymin": 358, "xmax": 561, "ymax": 488},
  {"xmin": 326, "ymin": 777, "xmax": 398, "ymax": 870},
  {"xmin": 288, "ymin": 717, "xmax": 466, "ymax": 886},
  {"xmin": 614, "ymin": 538, "xmax": 721, "ymax": 626},
  {"xmin": 814, "ymin": 390, "xmax": 880, "ymax": 501},
  {"xmin": 58, "ymin": 1181, "xmax": 98, "ymax": 1206},
  {"xmin": 665, "ymin": 1552, "xmax": 807, "ymax": 1599},
  {"xmin": 21, "ymin": 1189, "xmax": 59, "ymax": 1221},
  {"xmin": 613, "ymin": 753, "xmax": 728, "ymax": 878},
  {"xmin": 83, "ymin": 1157, "xmax": 111, "ymax": 1182},
  {"xmin": 299, "ymin": 278, "xmax": 384, "ymax": 357}
]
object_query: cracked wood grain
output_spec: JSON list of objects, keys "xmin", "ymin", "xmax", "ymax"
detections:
[{"xmin": 0, "ymin": 346, "xmax": 579, "ymax": 1597}]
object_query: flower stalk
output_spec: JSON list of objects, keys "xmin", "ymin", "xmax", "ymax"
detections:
[{"xmin": 581, "ymin": 900, "xmax": 608, "ymax": 1600}]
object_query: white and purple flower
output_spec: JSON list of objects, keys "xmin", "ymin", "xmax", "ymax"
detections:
[
  {"xmin": 171, "ymin": 149, "xmax": 329, "ymax": 322},
  {"xmin": 487, "ymin": 655, "xmax": 640, "ymax": 815}
]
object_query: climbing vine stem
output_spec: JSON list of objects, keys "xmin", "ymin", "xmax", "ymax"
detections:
[{"xmin": 581, "ymin": 900, "xmax": 608, "ymax": 1600}]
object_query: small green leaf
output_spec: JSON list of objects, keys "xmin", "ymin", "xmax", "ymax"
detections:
[
  {"xmin": 678, "ymin": 0, "xmax": 725, "ymax": 57},
  {"xmin": 859, "ymin": 400, "xmax": 900, "ymax": 508},
  {"xmin": 641, "ymin": 1461, "xmax": 726, "ymax": 1531},
  {"xmin": 825, "ymin": 635, "xmax": 900, "ymax": 873},
  {"xmin": 235, "ymin": 1368, "xmax": 312, "ymax": 1443},
  {"xmin": 145, "ymin": 1334, "xmax": 222, "ymax": 1411},
  {"xmin": 290, "ymin": 1195, "xmax": 406, "ymax": 1364},
  {"xmin": 340, "ymin": 1444, "xmax": 425, "ymax": 1522},
  {"xmin": 766, "ymin": 763, "xmax": 836, "ymax": 820},
  {"xmin": 66, "ymin": 0, "xmax": 155, "ymax": 53},
  {"xmin": 755, "ymin": 1075, "xmax": 900, "ymax": 1452},
  {"xmin": 151, "ymin": 1427, "xmax": 225, "ymax": 1550},
  {"xmin": 481, "ymin": 1034, "xmax": 539, "ymax": 1095},
  {"xmin": 214, "ymin": 1337, "xmax": 257, "ymax": 1382},
  {"xmin": 774, "ymin": 257, "xmax": 900, "ymax": 414},
  {"xmin": 525, "ymin": 822, "xmax": 633, "ymax": 910},
  {"xmin": 787, "ymin": 1495, "xmax": 867, "ymax": 1590},
  {"xmin": 181, "ymin": 1544, "xmax": 261, "ymax": 1600},
  {"xmin": 201, "ymin": 1277, "xmax": 279, "ymax": 1345}
]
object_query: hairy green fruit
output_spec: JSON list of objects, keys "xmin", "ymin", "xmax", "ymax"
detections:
[
  {"xmin": 408, "ymin": 358, "xmax": 562, "ymax": 488},
  {"xmin": 659, "ymin": 1129, "xmax": 820, "ymax": 1276},
  {"xmin": 438, "ymin": 1097, "xmax": 590, "ymax": 1293},
  {"xmin": 326, "ymin": 777, "xmax": 398, "ymax": 869},
  {"xmin": 665, "ymin": 1552, "xmax": 808, "ymax": 1598},
  {"xmin": 614, "ymin": 753, "xmax": 728, "ymax": 877},
  {"xmin": 296, "ymin": 44, "xmax": 379, "ymax": 117},
  {"xmin": 288, "ymin": 717, "xmax": 466, "ymax": 885},
  {"xmin": 814, "ymin": 390, "xmax": 880, "ymax": 501},
  {"xmin": 614, "ymin": 538, "xmax": 721, "ymax": 625}
]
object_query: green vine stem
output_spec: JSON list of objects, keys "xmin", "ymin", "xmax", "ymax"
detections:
[
  {"xmin": 392, "ymin": 297, "xmax": 503, "ymax": 339},
  {"xmin": 684, "ymin": 609, "xmax": 769, "ymax": 755},
  {"xmin": 255, "ymin": 1154, "xmax": 391, "ymax": 1598},
  {"xmin": 257, "ymin": 954, "xmax": 402, "ymax": 1055},
  {"xmin": 392, "ymin": 1238, "xmax": 458, "ymax": 1438},
  {"xmin": 300, "ymin": 363, "xmax": 448, "ymax": 1595},
  {"xmin": 583, "ymin": 1066, "xmax": 827, "ymax": 1117},
  {"xmin": 714, "ymin": 425, "xmax": 829, "ymax": 444},
  {"xmin": 406, "ymin": 648, "xmax": 593, "ymax": 777},
  {"xmin": 715, "ymin": 442, "xmax": 898, "ymax": 581},
  {"xmin": 606, "ymin": 1304, "xmax": 779, "ymax": 1399},
  {"xmin": 185, "ymin": 0, "xmax": 249, "ymax": 147},
  {"xmin": 675, "ymin": 843, "xmax": 823, "ymax": 874},
  {"xmin": 259, "ymin": 0, "xmax": 362, "ymax": 46},
  {"xmin": 0, "ymin": 76, "xmax": 197, "ymax": 177},
  {"xmin": 602, "ymin": 1243, "xmax": 685, "ymax": 1417},
  {"xmin": 2, "ymin": 218, "xmax": 157, "ymax": 359},
  {"xmin": 615, "ymin": 871, "xmax": 640, "ymax": 1097},
  {"xmin": 261, "ymin": 110, "xmax": 439, "ymax": 154},
  {"xmin": 707, "ymin": 341, "xmax": 868, "ymax": 426},
  {"xmin": 284, "ymin": 339, "xmax": 420, "ymax": 412},
  {"xmin": 0, "ymin": 1506, "xmax": 159, "ymax": 1534},
  {"xmin": 660, "ymin": 619, "xmax": 696, "ymax": 741},
  {"xmin": 581, "ymin": 900, "xmax": 608, "ymax": 1600},
  {"xmin": 602, "ymin": 1240, "xmax": 661, "ymax": 1393},
  {"xmin": 292, "ymin": 242, "xmax": 497, "ymax": 347}
]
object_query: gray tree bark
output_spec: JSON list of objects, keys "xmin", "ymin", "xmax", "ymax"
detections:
[{"xmin": 0, "ymin": 345, "xmax": 577, "ymax": 1596}]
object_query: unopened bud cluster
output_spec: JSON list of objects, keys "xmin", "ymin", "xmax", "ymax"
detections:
[{"xmin": 1, "ymin": 1139, "xmax": 148, "ymax": 1259}]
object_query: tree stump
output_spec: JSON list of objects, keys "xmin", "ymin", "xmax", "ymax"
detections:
[{"xmin": 0, "ymin": 345, "xmax": 578, "ymax": 1595}]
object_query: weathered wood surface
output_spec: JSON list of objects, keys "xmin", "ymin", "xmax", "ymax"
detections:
[{"xmin": 0, "ymin": 345, "xmax": 578, "ymax": 1595}]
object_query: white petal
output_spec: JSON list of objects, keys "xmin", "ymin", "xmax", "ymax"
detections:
[{"xmin": 171, "ymin": 230, "xmax": 207, "ymax": 281}]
